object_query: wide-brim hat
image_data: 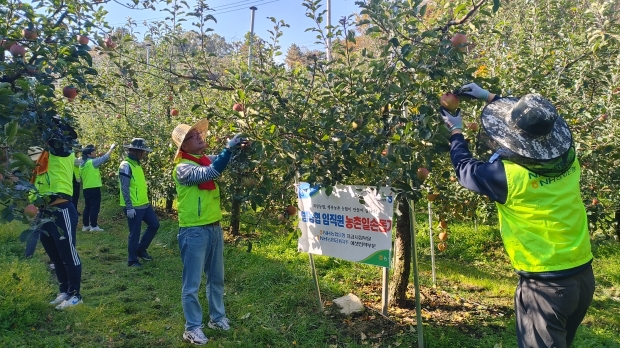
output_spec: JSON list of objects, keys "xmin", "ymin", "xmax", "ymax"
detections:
[
  {"xmin": 171, "ymin": 119, "xmax": 209, "ymax": 158},
  {"xmin": 28, "ymin": 146, "xmax": 44, "ymax": 161},
  {"xmin": 123, "ymin": 138, "xmax": 152, "ymax": 152},
  {"xmin": 480, "ymin": 94, "xmax": 572, "ymax": 161}
]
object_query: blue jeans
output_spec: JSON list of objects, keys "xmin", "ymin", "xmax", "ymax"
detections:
[
  {"xmin": 125, "ymin": 205, "xmax": 159, "ymax": 263},
  {"xmin": 178, "ymin": 224, "xmax": 226, "ymax": 331}
]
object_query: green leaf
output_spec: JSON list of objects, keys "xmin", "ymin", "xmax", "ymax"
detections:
[
  {"xmin": 191, "ymin": 104, "xmax": 201, "ymax": 112},
  {"xmin": 19, "ymin": 229, "xmax": 33, "ymax": 242},
  {"xmin": 493, "ymin": 0, "xmax": 500, "ymax": 13},
  {"xmin": 419, "ymin": 4, "xmax": 427, "ymax": 17}
]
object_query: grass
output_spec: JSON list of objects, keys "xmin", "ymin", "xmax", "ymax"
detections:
[{"xmin": 1, "ymin": 196, "xmax": 619, "ymax": 348}]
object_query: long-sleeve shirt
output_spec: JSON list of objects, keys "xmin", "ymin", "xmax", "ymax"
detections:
[
  {"xmin": 175, "ymin": 148, "xmax": 232, "ymax": 186},
  {"xmin": 91, "ymin": 152, "xmax": 112, "ymax": 168},
  {"xmin": 118, "ymin": 154, "xmax": 149, "ymax": 210}
]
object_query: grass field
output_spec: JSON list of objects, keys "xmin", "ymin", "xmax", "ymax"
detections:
[{"xmin": 1, "ymin": 196, "xmax": 619, "ymax": 348}]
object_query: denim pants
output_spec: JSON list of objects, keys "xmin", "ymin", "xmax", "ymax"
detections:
[
  {"xmin": 38, "ymin": 201, "xmax": 82, "ymax": 296},
  {"xmin": 178, "ymin": 223, "xmax": 226, "ymax": 331},
  {"xmin": 125, "ymin": 205, "xmax": 159, "ymax": 263},
  {"xmin": 82, "ymin": 187, "xmax": 101, "ymax": 227}
]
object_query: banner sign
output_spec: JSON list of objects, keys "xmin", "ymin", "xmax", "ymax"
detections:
[{"xmin": 296, "ymin": 183, "xmax": 394, "ymax": 268}]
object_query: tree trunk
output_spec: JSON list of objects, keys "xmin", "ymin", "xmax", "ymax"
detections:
[
  {"xmin": 165, "ymin": 198, "xmax": 173, "ymax": 212},
  {"xmin": 230, "ymin": 199, "xmax": 241, "ymax": 236},
  {"xmin": 388, "ymin": 197, "xmax": 412, "ymax": 308}
]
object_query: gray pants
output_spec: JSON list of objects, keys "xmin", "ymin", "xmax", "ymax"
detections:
[{"xmin": 515, "ymin": 265, "xmax": 595, "ymax": 348}]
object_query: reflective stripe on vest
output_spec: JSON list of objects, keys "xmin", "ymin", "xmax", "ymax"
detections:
[
  {"xmin": 497, "ymin": 159, "xmax": 592, "ymax": 272},
  {"xmin": 80, "ymin": 159, "xmax": 102, "ymax": 189},
  {"xmin": 173, "ymin": 158, "xmax": 222, "ymax": 227},
  {"xmin": 119, "ymin": 158, "xmax": 149, "ymax": 207},
  {"xmin": 36, "ymin": 153, "xmax": 74, "ymax": 196}
]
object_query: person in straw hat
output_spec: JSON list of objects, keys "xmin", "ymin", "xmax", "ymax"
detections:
[
  {"xmin": 118, "ymin": 138, "xmax": 159, "ymax": 268},
  {"xmin": 441, "ymin": 83, "xmax": 595, "ymax": 348},
  {"xmin": 171, "ymin": 118, "xmax": 246, "ymax": 345},
  {"xmin": 79, "ymin": 143, "xmax": 116, "ymax": 232}
]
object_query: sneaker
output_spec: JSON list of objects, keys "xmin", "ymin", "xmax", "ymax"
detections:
[
  {"xmin": 55, "ymin": 295, "xmax": 82, "ymax": 310},
  {"xmin": 128, "ymin": 261, "xmax": 143, "ymax": 267},
  {"xmin": 49, "ymin": 292, "xmax": 70, "ymax": 306},
  {"xmin": 183, "ymin": 325, "xmax": 208, "ymax": 345},
  {"xmin": 90, "ymin": 226, "xmax": 104, "ymax": 232},
  {"xmin": 137, "ymin": 250, "xmax": 153, "ymax": 261},
  {"xmin": 81, "ymin": 226, "xmax": 90, "ymax": 232},
  {"xmin": 208, "ymin": 317, "xmax": 230, "ymax": 331},
  {"xmin": 49, "ymin": 263, "xmax": 55, "ymax": 270}
]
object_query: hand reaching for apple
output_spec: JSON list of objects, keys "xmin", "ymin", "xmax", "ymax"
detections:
[
  {"xmin": 455, "ymin": 83, "xmax": 489, "ymax": 101},
  {"xmin": 440, "ymin": 107, "xmax": 463, "ymax": 132}
]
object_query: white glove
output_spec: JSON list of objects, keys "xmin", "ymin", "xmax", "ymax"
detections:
[
  {"xmin": 227, "ymin": 134, "xmax": 245, "ymax": 149},
  {"xmin": 455, "ymin": 83, "xmax": 489, "ymax": 101},
  {"xmin": 126, "ymin": 208, "xmax": 136, "ymax": 219},
  {"xmin": 440, "ymin": 107, "xmax": 463, "ymax": 132},
  {"xmin": 109, "ymin": 143, "xmax": 117, "ymax": 152}
]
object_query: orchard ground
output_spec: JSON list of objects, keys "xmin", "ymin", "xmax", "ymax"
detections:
[{"xmin": 1, "ymin": 194, "xmax": 619, "ymax": 348}]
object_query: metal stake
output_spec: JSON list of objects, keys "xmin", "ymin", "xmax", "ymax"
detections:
[{"xmin": 248, "ymin": 6, "xmax": 257, "ymax": 70}]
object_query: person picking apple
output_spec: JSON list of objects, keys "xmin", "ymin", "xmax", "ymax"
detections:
[
  {"xmin": 79, "ymin": 143, "xmax": 116, "ymax": 232},
  {"xmin": 439, "ymin": 82, "xmax": 595, "ymax": 348},
  {"xmin": 170, "ymin": 119, "xmax": 248, "ymax": 345}
]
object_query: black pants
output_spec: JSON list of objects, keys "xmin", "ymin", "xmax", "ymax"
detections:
[
  {"xmin": 82, "ymin": 187, "xmax": 101, "ymax": 227},
  {"xmin": 72, "ymin": 176, "xmax": 80, "ymax": 209},
  {"xmin": 39, "ymin": 201, "xmax": 82, "ymax": 296},
  {"xmin": 125, "ymin": 205, "xmax": 160, "ymax": 263}
]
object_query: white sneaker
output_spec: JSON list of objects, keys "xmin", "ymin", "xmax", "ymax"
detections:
[
  {"xmin": 208, "ymin": 317, "xmax": 230, "ymax": 331},
  {"xmin": 183, "ymin": 325, "xmax": 208, "ymax": 345},
  {"xmin": 55, "ymin": 295, "xmax": 82, "ymax": 310},
  {"xmin": 90, "ymin": 226, "xmax": 104, "ymax": 232},
  {"xmin": 81, "ymin": 226, "xmax": 90, "ymax": 232},
  {"xmin": 49, "ymin": 292, "xmax": 70, "ymax": 306}
]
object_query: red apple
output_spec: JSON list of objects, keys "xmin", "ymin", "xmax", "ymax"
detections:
[
  {"xmin": 23, "ymin": 28, "xmax": 38, "ymax": 40},
  {"xmin": 439, "ymin": 220, "xmax": 448, "ymax": 229},
  {"xmin": 116, "ymin": 114, "xmax": 122, "ymax": 119},
  {"xmin": 77, "ymin": 35, "xmax": 89, "ymax": 45},
  {"xmin": 104, "ymin": 37, "xmax": 117, "ymax": 49},
  {"xmin": 233, "ymin": 103, "xmax": 244, "ymax": 112},
  {"xmin": 286, "ymin": 205, "xmax": 297, "ymax": 216},
  {"xmin": 467, "ymin": 122, "xmax": 479, "ymax": 132},
  {"xmin": 416, "ymin": 167, "xmax": 429, "ymax": 182},
  {"xmin": 438, "ymin": 231, "xmax": 448, "ymax": 241},
  {"xmin": 440, "ymin": 93, "xmax": 460, "ymax": 112},
  {"xmin": 592, "ymin": 198, "xmax": 599, "ymax": 205},
  {"xmin": 170, "ymin": 109, "xmax": 179, "ymax": 116},
  {"xmin": 9, "ymin": 44, "xmax": 26, "ymax": 57},
  {"xmin": 450, "ymin": 33, "xmax": 468, "ymax": 52},
  {"xmin": 24, "ymin": 204, "xmax": 38, "ymax": 218},
  {"xmin": 63, "ymin": 86, "xmax": 78, "ymax": 99},
  {"xmin": 1, "ymin": 40, "xmax": 14, "ymax": 50},
  {"xmin": 427, "ymin": 193, "xmax": 438, "ymax": 201}
]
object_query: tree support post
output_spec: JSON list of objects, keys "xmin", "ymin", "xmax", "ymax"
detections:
[
  {"xmin": 309, "ymin": 253, "xmax": 324, "ymax": 311},
  {"xmin": 409, "ymin": 197, "xmax": 425, "ymax": 347}
]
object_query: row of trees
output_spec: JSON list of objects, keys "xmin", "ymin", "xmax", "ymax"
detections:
[{"xmin": 2, "ymin": 0, "xmax": 619, "ymax": 306}]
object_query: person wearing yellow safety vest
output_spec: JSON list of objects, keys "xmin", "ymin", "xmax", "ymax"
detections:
[
  {"xmin": 171, "ymin": 119, "xmax": 246, "ymax": 345},
  {"xmin": 440, "ymin": 83, "xmax": 595, "ymax": 348},
  {"xmin": 118, "ymin": 138, "xmax": 159, "ymax": 268},
  {"xmin": 31, "ymin": 116, "xmax": 84, "ymax": 310},
  {"xmin": 79, "ymin": 144, "xmax": 116, "ymax": 232}
]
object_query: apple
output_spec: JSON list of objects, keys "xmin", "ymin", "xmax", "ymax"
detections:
[
  {"xmin": 1, "ymin": 39, "xmax": 14, "ymax": 50},
  {"xmin": 77, "ymin": 35, "xmax": 89, "ymax": 45},
  {"xmin": 116, "ymin": 114, "xmax": 122, "ymax": 119},
  {"xmin": 104, "ymin": 37, "xmax": 117, "ymax": 49},
  {"xmin": 9, "ymin": 44, "xmax": 26, "ymax": 57},
  {"xmin": 352, "ymin": 119, "xmax": 363, "ymax": 130},
  {"xmin": 467, "ymin": 122, "xmax": 479, "ymax": 132},
  {"xmin": 592, "ymin": 198, "xmax": 599, "ymax": 205},
  {"xmin": 598, "ymin": 114, "xmax": 608, "ymax": 122},
  {"xmin": 439, "ymin": 220, "xmax": 448, "ymax": 229},
  {"xmin": 24, "ymin": 204, "xmax": 38, "ymax": 218},
  {"xmin": 278, "ymin": 213, "xmax": 287, "ymax": 223},
  {"xmin": 286, "ymin": 205, "xmax": 297, "ymax": 216},
  {"xmin": 170, "ymin": 109, "xmax": 179, "ymax": 116},
  {"xmin": 437, "ymin": 242, "xmax": 447, "ymax": 252},
  {"xmin": 416, "ymin": 167, "xmax": 429, "ymax": 182},
  {"xmin": 427, "ymin": 193, "xmax": 438, "ymax": 202},
  {"xmin": 233, "ymin": 103, "xmax": 244, "ymax": 112},
  {"xmin": 63, "ymin": 86, "xmax": 78, "ymax": 99},
  {"xmin": 23, "ymin": 28, "xmax": 38, "ymax": 40},
  {"xmin": 450, "ymin": 33, "xmax": 468, "ymax": 52},
  {"xmin": 241, "ymin": 177, "xmax": 256, "ymax": 188},
  {"xmin": 440, "ymin": 93, "xmax": 460, "ymax": 112},
  {"xmin": 168, "ymin": 94, "xmax": 174, "ymax": 102},
  {"xmin": 449, "ymin": 176, "xmax": 457, "ymax": 183},
  {"xmin": 381, "ymin": 149, "xmax": 388, "ymax": 156},
  {"xmin": 438, "ymin": 231, "xmax": 448, "ymax": 241}
]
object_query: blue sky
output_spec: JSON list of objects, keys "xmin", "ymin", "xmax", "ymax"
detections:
[{"xmin": 102, "ymin": 0, "xmax": 361, "ymax": 54}]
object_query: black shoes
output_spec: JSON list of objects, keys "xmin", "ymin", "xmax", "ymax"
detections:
[
  {"xmin": 137, "ymin": 250, "xmax": 153, "ymax": 261},
  {"xmin": 128, "ymin": 261, "xmax": 143, "ymax": 267}
]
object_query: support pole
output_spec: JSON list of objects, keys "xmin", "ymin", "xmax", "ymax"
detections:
[
  {"xmin": 146, "ymin": 43, "xmax": 151, "ymax": 116},
  {"xmin": 326, "ymin": 0, "xmax": 332, "ymax": 61},
  {"xmin": 248, "ymin": 6, "xmax": 257, "ymax": 70},
  {"xmin": 381, "ymin": 267, "xmax": 388, "ymax": 316},
  {"xmin": 428, "ymin": 191, "xmax": 436, "ymax": 287},
  {"xmin": 309, "ymin": 254, "xmax": 324, "ymax": 311},
  {"xmin": 409, "ymin": 193, "xmax": 425, "ymax": 347}
]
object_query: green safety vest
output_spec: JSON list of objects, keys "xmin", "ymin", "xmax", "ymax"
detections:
[
  {"xmin": 73, "ymin": 162, "xmax": 80, "ymax": 181},
  {"xmin": 80, "ymin": 158, "xmax": 102, "ymax": 189},
  {"xmin": 173, "ymin": 158, "xmax": 222, "ymax": 227},
  {"xmin": 35, "ymin": 153, "xmax": 74, "ymax": 197},
  {"xmin": 497, "ymin": 159, "xmax": 593, "ymax": 272},
  {"xmin": 119, "ymin": 157, "xmax": 150, "ymax": 207}
]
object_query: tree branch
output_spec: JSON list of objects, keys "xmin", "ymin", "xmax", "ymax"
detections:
[{"xmin": 435, "ymin": 0, "xmax": 487, "ymax": 32}]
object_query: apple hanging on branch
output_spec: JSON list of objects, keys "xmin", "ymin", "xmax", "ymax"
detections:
[
  {"xmin": 77, "ymin": 35, "xmax": 89, "ymax": 45},
  {"xmin": 170, "ymin": 109, "xmax": 179, "ymax": 116},
  {"xmin": 63, "ymin": 86, "xmax": 78, "ymax": 99},
  {"xmin": 233, "ymin": 103, "xmax": 244, "ymax": 112},
  {"xmin": 9, "ymin": 44, "xmax": 26, "ymax": 57},
  {"xmin": 23, "ymin": 204, "xmax": 39, "ymax": 218},
  {"xmin": 22, "ymin": 28, "xmax": 38, "ymax": 40},
  {"xmin": 416, "ymin": 167, "xmax": 430, "ymax": 182},
  {"xmin": 450, "ymin": 33, "xmax": 468, "ymax": 52}
]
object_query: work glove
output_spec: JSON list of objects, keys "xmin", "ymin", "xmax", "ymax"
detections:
[
  {"xmin": 440, "ymin": 107, "xmax": 463, "ymax": 132},
  {"xmin": 126, "ymin": 208, "xmax": 136, "ymax": 219},
  {"xmin": 108, "ymin": 143, "xmax": 116, "ymax": 152},
  {"xmin": 227, "ymin": 133, "xmax": 246, "ymax": 149},
  {"xmin": 455, "ymin": 82, "xmax": 489, "ymax": 101}
]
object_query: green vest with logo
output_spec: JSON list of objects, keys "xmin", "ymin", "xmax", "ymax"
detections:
[
  {"xmin": 80, "ymin": 158, "xmax": 102, "ymax": 189},
  {"xmin": 119, "ymin": 157, "xmax": 150, "ymax": 207},
  {"xmin": 173, "ymin": 158, "xmax": 222, "ymax": 227},
  {"xmin": 497, "ymin": 159, "xmax": 592, "ymax": 272},
  {"xmin": 36, "ymin": 153, "xmax": 74, "ymax": 196}
]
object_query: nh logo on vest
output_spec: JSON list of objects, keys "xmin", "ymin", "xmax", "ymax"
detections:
[{"xmin": 529, "ymin": 166, "xmax": 577, "ymax": 189}]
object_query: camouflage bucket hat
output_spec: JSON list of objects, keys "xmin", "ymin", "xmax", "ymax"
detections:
[{"xmin": 480, "ymin": 94, "xmax": 572, "ymax": 161}]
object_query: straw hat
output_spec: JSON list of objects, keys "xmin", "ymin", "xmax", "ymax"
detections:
[
  {"xmin": 171, "ymin": 119, "xmax": 209, "ymax": 157},
  {"xmin": 28, "ymin": 146, "xmax": 44, "ymax": 161},
  {"xmin": 480, "ymin": 94, "xmax": 572, "ymax": 161}
]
